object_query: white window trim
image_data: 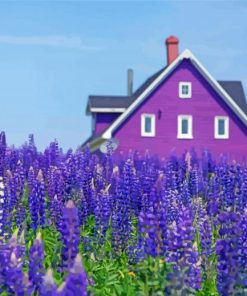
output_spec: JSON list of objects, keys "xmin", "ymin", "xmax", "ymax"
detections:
[
  {"xmin": 177, "ymin": 115, "xmax": 193, "ymax": 139},
  {"xmin": 179, "ymin": 82, "xmax": 192, "ymax": 98},
  {"xmin": 214, "ymin": 116, "xmax": 229, "ymax": 139},
  {"xmin": 141, "ymin": 114, "xmax": 156, "ymax": 137}
]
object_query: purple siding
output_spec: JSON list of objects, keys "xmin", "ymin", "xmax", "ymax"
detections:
[
  {"xmin": 113, "ymin": 60, "xmax": 247, "ymax": 161},
  {"xmin": 95, "ymin": 113, "xmax": 121, "ymax": 135}
]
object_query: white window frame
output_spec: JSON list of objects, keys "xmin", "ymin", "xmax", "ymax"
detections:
[
  {"xmin": 141, "ymin": 114, "xmax": 156, "ymax": 137},
  {"xmin": 214, "ymin": 116, "xmax": 229, "ymax": 139},
  {"xmin": 177, "ymin": 115, "xmax": 193, "ymax": 139},
  {"xmin": 179, "ymin": 82, "xmax": 192, "ymax": 98}
]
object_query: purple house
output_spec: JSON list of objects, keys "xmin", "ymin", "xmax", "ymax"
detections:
[{"xmin": 84, "ymin": 36, "xmax": 247, "ymax": 161}]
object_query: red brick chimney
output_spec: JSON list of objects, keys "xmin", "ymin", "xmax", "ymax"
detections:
[{"xmin": 166, "ymin": 36, "xmax": 179, "ymax": 65}]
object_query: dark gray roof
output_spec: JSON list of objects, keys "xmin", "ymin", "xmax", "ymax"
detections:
[
  {"xmin": 133, "ymin": 66, "xmax": 167, "ymax": 98},
  {"xmin": 87, "ymin": 70, "xmax": 247, "ymax": 116},
  {"xmin": 87, "ymin": 95, "xmax": 135, "ymax": 111},
  {"xmin": 217, "ymin": 81, "xmax": 247, "ymax": 115}
]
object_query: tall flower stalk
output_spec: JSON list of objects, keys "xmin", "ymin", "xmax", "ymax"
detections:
[
  {"xmin": 28, "ymin": 233, "xmax": 45, "ymax": 293},
  {"xmin": 60, "ymin": 200, "xmax": 80, "ymax": 271}
]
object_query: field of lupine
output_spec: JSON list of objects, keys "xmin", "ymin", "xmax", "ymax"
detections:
[{"xmin": 0, "ymin": 131, "xmax": 246, "ymax": 295}]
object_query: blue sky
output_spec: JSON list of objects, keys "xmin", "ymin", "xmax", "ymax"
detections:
[{"xmin": 0, "ymin": 1, "xmax": 246, "ymax": 151}]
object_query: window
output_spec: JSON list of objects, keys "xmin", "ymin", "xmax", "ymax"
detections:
[
  {"xmin": 179, "ymin": 82, "xmax": 192, "ymax": 98},
  {"xmin": 141, "ymin": 114, "xmax": 155, "ymax": 137},
  {"xmin": 177, "ymin": 115, "xmax": 193, "ymax": 139},
  {"xmin": 214, "ymin": 116, "xmax": 229, "ymax": 139}
]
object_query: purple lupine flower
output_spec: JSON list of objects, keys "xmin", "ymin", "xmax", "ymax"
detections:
[
  {"xmin": 60, "ymin": 200, "xmax": 80, "ymax": 271},
  {"xmin": 29, "ymin": 176, "xmax": 38, "ymax": 232},
  {"xmin": 199, "ymin": 216, "xmax": 212, "ymax": 278},
  {"xmin": 47, "ymin": 166, "xmax": 56, "ymax": 201},
  {"xmin": 21, "ymin": 134, "xmax": 37, "ymax": 176},
  {"xmin": 77, "ymin": 189, "xmax": 88, "ymax": 226},
  {"xmin": 0, "ymin": 232, "xmax": 24, "ymax": 285},
  {"xmin": 164, "ymin": 189, "xmax": 179, "ymax": 224},
  {"xmin": 111, "ymin": 159, "xmax": 135, "ymax": 253},
  {"xmin": 139, "ymin": 210, "xmax": 157, "ymax": 257},
  {"xmin": 94, "ymin": 188, "xmax": 111, "ymax": 245},
  {"xmin": 238, "ymin": 168, "xmax": 247, "ymax": 213},
  {"xmin": 0, "ymin": 131, "xmax": 6, "ymax": 176},
  {"xmin": 0, "ymin": 176, "xmax": 6, "ymax": 239},
  {"xmin": 40, "ymin": 269, "xmax": 58, "ymax": 296},
  {"xmin": 28, "ymin": 232, "xmax": 45, "ymax": 293},
  {"xmin": 54, "ymin": 194, "xmax": 63, "ymax": 232},
  {"xmin": 30, "ymin": 170, "xmax": 46, "ymax": 232},
  {"xmin": 11, "ymin": 160, "xmax": 26, "ymax": 234},
  {"xmin": 138, "ymin": 187, "xmax": 167, "ymax": 258},
  {"xmin": 3, "ymin": 170, "xmax": 13, "ymax": 237},
  {"xmin": 15, "ymin": 160, "xmax": 25, "ymax": 199},
  {"xmin": 36, "ymin": 170, "xmax": 46, "ymax": 227},
  {"xmin": 188, "ymin": 166, "xmax": 199, "ymax": 197},
  {"xmin": 52, "ymin": 167, "xmax": 66, "ymax": 228},
  {"xmin": 236, "ymin": 208, "xmax": 247, "ymax": 290},
  {"xmin": 165, "ymin": 269, "xmax": 191, "ymax": 296},
  {"xmin": 206, "ymin": 174, "xmax": 220, "ymax": 223},
  {"xmin": 46, "ymin": 166, "xmax": 58, "ymax": 225},
  {"xmin": 216, "ymin": 211, "xmax": 241, "ymax": 295},
  {"xmin": 0, "ymin": 231, "xmax": 30, "ymax": 295},
  {"xmin": 15, "ymin": 201, "xmax": 26, "ymax": 236},
  {"xmin": 44, "ymin": 140, "xmax": 60, "ymax": 170},
  {"xmin": 179, "ymin": 179, "xmax": 191, "ymax": 207},
  {"xmin": 5, "ymin": 248, "xmax": 31, "ymax": 295},
  {"xmin": 58, "ymin": 254, "xmax": 87, "ymax": 296},
  {"xmin": 28, "ymin": 166, "xmax": 35, "ymax": 198},
  {"xmin": 166, "ymin": 208, "xmax": 201, "ymax": 290}
]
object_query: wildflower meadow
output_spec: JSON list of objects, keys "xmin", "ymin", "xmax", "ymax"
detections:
[{"xmin": 0, "ymin": 131, "xmax": 246, "ymax": 295}]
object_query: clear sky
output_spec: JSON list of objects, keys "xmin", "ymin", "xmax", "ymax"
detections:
[{"xmin": 0, "ymin": 1, "xmax": 246, "ymax": 151}]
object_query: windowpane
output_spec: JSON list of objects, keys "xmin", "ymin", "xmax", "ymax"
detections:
[
  {"xmin": 182, "ymin": 85, "xmax": 189, "ymax": 95},
  {"xmin": 218, "ymin": 119, "xmax": 225, "ymax": 135},
  {"xmin": 181, "ymin": 119, "xmax": 188, "ymax": 134},
  {"xmin": 145, "ymin": 117, "xmax": 152, "ymax": 133}
]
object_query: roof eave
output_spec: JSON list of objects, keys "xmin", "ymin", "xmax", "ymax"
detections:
[{"xmin": 90, "ymin": 108, "xmax": 126, "ymax": 113}]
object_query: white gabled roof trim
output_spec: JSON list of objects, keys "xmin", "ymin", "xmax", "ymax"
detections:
[
  {"xmin": 90, "ymin": 108, "xmax": 126, "ymax": 113},
  {"xmin": 102, "ymin": 49, "xmax": 247, "ymax": 139},
  {"xmin": 188, "ymin": 51, "xmax": 247, "ymax": 125}
]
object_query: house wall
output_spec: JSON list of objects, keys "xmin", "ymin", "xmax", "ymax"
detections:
[
  {"xmin": 95, "ymin": 113, "xmax": 121, "ymax": 135},
  {"xmin": 112, "ymin": 60, "xmax": 247, "ymax": 161}
]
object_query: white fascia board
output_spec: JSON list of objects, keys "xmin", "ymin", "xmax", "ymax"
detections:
[
  {"xmin": 188, "ymin": 51, "xmax": 247, "ymax": 126},
  {"xmin": 102, "ymin": 50, "xmax": 189, "ymax": 139},
  {"xmin": 102, "ymin": 48, "xmax": 247, "ymax": 140},
  {"xmin": 90, "ymin": 108, "xmax": 126, "ymax": 113}
]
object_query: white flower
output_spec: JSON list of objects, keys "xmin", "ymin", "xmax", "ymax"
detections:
[
  {"xmin": 0, "ymin": 198, "xmax": 4, "ymax": 203},
  {"xmin": 0, "ymin": 210, "xmax": 3, "ymax": 214},
  {"xmin": 0, "ymin": 183, "xmax": 4, "ymax": 189},
  {"xmin": 0, "ymin": 191, "xmax": 4, "ymax": 197}
]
